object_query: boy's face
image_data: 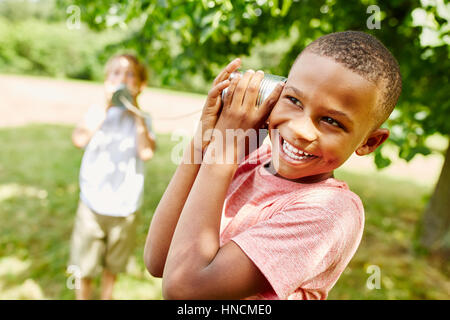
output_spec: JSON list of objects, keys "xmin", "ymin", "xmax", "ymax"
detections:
[
  {"xmin": 105, "ymin": 57, "xmax": 143, "ymax": 98},
  {"xmin": 268, "ymin": 52, "xmax": 388, "ymax": 182}
]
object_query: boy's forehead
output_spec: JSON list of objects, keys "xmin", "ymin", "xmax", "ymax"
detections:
[
  {"xmin": 290, "ymin": 52, "xmax": 372, "ymax": 86},
  {"xmin": 288, "ymin": 52, "xmax": 379, "ymax": 118}
]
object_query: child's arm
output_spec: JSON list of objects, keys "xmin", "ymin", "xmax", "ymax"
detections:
[
  {"xmin": 161, "ymin": 70, "xmax": 284, "ymax": 299},
  {"xmin": 71, "ymin": 104, "xmax": 107, "ymax": 148},
  {"xmin": 135, "ymin": 115, "xmax": 156, "ymax": 161},
  {"xmin": 144, "ymin": 59, "xmax": 241, "ymax": 278}
]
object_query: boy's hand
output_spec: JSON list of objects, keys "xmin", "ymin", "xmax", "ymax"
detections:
[
  {"xmin": 209, "ymin": 69, "xmax": 284, "ymax": 163},
  {"xmin": 195, "ymin": 58, "xmax": 241, "ymax": 152}
]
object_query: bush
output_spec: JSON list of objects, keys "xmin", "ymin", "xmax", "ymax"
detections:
[{"xmin": 0, "ymin": 17, "xmax": 125, "ymax": 81}]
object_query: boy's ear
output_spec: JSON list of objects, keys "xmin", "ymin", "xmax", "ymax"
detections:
[{"xmin": 355, "ymin": 128, "xmax": 389, "ymax": 156}]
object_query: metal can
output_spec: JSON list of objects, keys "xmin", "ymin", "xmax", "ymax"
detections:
[
  {"xmin": 222, "ymin": 70, "xmax": 287, "ymax": 106},
  {"xmin": 111, "ymin": 83, "xmax": 133, "ymax": 108}
]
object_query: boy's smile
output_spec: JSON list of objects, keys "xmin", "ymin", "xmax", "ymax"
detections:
[{"xmin": 268, "ymin": 52, "xmax": 387, "ymax": 182}]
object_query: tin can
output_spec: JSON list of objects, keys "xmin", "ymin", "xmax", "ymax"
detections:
[
  {"xmin": 111, "ymin": 83, "xmax": 133, "ymax": 109},
  {"xmin": 222, "ymin": 71, "xmax": 287, "ymax": 106},
  {"xmin": 110, "ymin": 83, "xmax": 152, "ymax": 120}
]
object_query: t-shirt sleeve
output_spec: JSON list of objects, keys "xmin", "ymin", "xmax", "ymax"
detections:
[{"xmin": 231, "ymin": 191, "xmax": 363, "ymax": 299}]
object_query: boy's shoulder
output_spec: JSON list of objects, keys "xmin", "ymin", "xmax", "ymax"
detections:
[{"xmin": 293, "ymin": 179, "xmax": 364, "ymax": 215}]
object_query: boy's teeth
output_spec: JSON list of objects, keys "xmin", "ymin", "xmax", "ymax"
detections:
[{"xmin": 282, "ymin": 139, "xmax": 314, "ymax": 159}]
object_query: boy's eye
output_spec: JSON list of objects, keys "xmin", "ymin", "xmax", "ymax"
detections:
[
  {"xmin": 322, "ymin": 116, "xmax": 342, "ymax": 128},
  {"xmin": 287, "ymin": 96, "xmax": 303, "ymax": 107}
]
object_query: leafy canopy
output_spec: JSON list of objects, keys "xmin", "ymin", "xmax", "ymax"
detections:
[{"xmin": 60, "ymin": 0, "xmax": 449, "ymax": 166}]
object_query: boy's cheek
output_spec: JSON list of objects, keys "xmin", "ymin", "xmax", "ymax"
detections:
[
  {"xmin": 323, "ymin": 148, "xmax": 353, "ymax": 169},
  {"xmin": 267, "ymin": 108, "xmax": 293, "ymax": 131}
]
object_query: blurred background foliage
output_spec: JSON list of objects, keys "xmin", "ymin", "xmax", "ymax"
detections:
[
  {"xmin": 56, "ymin": 0, "xmax": 450, "ymax": 167},
  {"xmin": 0, "ymin": 0, "xmax": 120, "ymax": 81},
  {"xmin": 2, "ymin": 0, "xmax": 447, "ymax": 162}
]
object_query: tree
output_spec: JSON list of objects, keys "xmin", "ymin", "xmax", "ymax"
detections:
[{"xmin": 61, "ymin": 0, "xmax": 449, "ymax": 256}]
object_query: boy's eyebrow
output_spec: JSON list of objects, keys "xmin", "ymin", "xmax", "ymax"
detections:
[
  {"xmin": 326, "ymin": 109, "xmax": 354, "ymax": 126},
  {"xmin": 285, "ymin": 85, "xmax": 354, "ymax": 127},
  {"xmin": 285, "ymin": 85, "xmax": 306, "ymax": 98}
]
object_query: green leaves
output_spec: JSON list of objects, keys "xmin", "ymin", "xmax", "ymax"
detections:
[
  {"xmin": 55, "ymin": 0, "xmax": 449, "ymax": 168},
  {"xmin": 411, "ymin": 0, "xmax": 450, "ymax": 48},
  {"xmin": 374, "ymin": 149, "xmax": 392, "ymax": 169}
]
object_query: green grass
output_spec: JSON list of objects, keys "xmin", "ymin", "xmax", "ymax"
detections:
[
  {"xmin": 331, "ymin": 170, "xmax": 449, "ymax": 299},
  {"xmin": 0, "ymin": 124, "xmax": 173, "ymax": 299},
  {"xmin": 0, "ymin": 124, "xmax": 448, "ymax": 299}
]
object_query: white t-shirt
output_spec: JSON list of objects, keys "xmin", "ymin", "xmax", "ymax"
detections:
[{"xmin": 79, "ymin": 106, "xmax": 153, "ymax": 217}]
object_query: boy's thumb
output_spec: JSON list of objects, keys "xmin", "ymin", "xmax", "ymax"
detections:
[{"xmin": 260, "ymin": 81, "xmax": 284, "ymax": 115}]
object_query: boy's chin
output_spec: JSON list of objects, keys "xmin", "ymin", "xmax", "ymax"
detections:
[
  {"xmin": 276, "ymin": 168, "xmax": 310, "ymax": 181},
  {"xmin": 270, "ymin": 158, "xmax": 307, "ymax": 180},
  {"xmin": 270, "ymin": 157, "xmax": 333, "ymax": 183}
]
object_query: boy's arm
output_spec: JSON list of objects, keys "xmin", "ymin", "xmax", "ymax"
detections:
[
  {"xmin": 143, "ymin": 140, "xmax": 202, "ymax": 277},
  {"xmin": 71, "ymin": 104, "xmax": 107, "ymax": 149},
  {"xmin": 162, "ymin": 161, "xmax": 272, "ymax": 299},
  {"xmin": 135, "ymin": 115, "xmax": 156, "ymax": 161},
  {"xmin": 161, "ymin": 70, "xmax": 284, "ymax": 299},
  {"xmin": 144, "ymin": 59, "xmax": 241, "ymax": 278}
]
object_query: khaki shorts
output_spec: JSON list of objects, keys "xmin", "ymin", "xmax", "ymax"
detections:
[{"xmin": 69, "ymin": 201, "xmax": 139, "ymax": 278}]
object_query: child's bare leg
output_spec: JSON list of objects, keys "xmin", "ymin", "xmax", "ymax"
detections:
[
  {"xmin": 100, "ymin": 269, "xmax": 116, "ymax": 300},
  {"xmin": 76, "ymin": 278, "xmax": 93, "ymax": 300}
]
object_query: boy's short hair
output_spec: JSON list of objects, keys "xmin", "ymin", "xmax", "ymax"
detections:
[
  {"xmin": 299, "ymin": 31, "xmax": 402, "ymax": 127},
  {"xmin": 105, "ymin": 53, "xmax": 148, "ymax": 83}
]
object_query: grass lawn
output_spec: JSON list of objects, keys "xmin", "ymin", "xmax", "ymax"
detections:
[{"xmin": 0, "ymin": 124, "xmax": 448, "ymax": 299}]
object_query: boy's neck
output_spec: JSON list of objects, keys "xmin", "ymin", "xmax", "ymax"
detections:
[{"xmin": 263, "ymin": 161, "xmax": 334, "ymax": 184}]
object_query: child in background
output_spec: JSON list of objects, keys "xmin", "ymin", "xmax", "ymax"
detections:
[
  {"xmin": 69, "ymin": 54, "xmax": 155, "ymax": 300},
  {"xmin": 144, "ymin": 31, "xmax": 402, "ymax": 299}
]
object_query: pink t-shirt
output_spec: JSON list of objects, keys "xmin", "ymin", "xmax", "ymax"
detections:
[{"xmin": 219, "ymin": 144, "xmax": 365, "ymax": 300}]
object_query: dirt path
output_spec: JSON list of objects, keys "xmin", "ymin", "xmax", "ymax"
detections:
[
  {"xmin": 0, "ymin": 74, "xmax": 444, "ymax": 186},
  {"xmin": 0, "ymin": 74, "xmax": 204, "ymax": 134}
]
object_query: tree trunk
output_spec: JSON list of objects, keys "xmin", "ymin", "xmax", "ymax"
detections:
[{"xmin": 420, "ymin": 143, "xmax": 450, "ymax": 259}]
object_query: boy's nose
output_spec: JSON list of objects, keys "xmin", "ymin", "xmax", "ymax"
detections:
[{"xmin": 287, "ymin": 116, "xmax": 318, "ymax": 142}]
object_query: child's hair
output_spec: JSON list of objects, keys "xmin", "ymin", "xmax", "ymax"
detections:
[
  {"xmin": 298, "ymin": 31, "xmax": 402, "ymax": 127},
  {"xmin": 104, "ymin": 53, "xmax": 148, "ymax": 84}
]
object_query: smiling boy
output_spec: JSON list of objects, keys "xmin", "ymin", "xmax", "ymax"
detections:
[{"xmin": 144, "ymin": 31, "xmax": 402, "ymax": 299}]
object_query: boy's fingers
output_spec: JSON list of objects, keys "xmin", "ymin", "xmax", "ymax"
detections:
[
  {"xmin": 259, "ymin": 81, "xmax": 285, "ymax": 117},
  {"xmin": 230, "ymin": 69, "xmax": 254, "ymax": 110},
  {"xmin": 242, "ymin": 70, "xmax": 264, "ymax": 111},
  {"xmin": 213, "ymin": 58, "xmax": 241, "ymax": 86},
  {"xmin": 204, "ymin": 79, "xmax": 230, "ymax": 108},
  {"xmin": 222, "ymin": 76, "xmax": 240, "ymax": 108}
]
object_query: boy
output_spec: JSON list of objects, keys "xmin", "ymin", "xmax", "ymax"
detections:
[
  {"xmin": 69, "ymin": 54, "xmax": 155, "ymax": 300},
  {"xmin": 144, "ymin": 31, "xmax": 401, "ymax": 299}
]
